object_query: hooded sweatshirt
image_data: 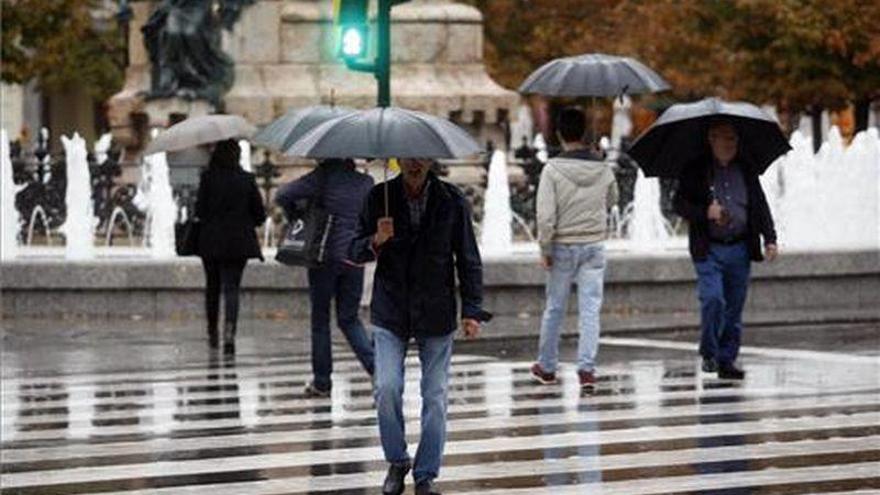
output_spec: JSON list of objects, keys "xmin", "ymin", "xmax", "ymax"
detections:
[{"xmin": 536, "ymin": 149, "xmax": 618, "ymax": 256}]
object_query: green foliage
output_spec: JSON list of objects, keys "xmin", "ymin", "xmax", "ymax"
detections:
[{"xmin": 1, "ymin": 0, "xmax": 125, "ymax": 100}]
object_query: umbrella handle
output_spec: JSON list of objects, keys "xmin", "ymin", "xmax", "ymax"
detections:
[{"xmin": 384, "ymin": 161, "xmax": 389, "ymax": 217}]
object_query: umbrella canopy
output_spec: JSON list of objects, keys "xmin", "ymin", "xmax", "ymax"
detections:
[
  {"xmin": 518, "ymin": 53, "xmax": 670, "ymax": 97},
  {"xmin": 252, "ymin": 105, "xmax": 356, "ymax": 152},
  {"xmin": 629, "ymin": 97, "xmax": 792, "ymax": 178},
  {"xmin": 144, "ymin": 114, "xmax": 256, "ymax": 155},
  {"xmin": 284, "ymin": 106, "xmax": 481, "ymax": 159}
]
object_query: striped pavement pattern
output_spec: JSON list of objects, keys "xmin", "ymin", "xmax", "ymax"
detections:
[{"xmin": 2, "ymin": 345, "xmax": 879, "ymax": 494}]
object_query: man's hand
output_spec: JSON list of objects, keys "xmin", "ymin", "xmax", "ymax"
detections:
[
  {"xmin": 540, "ymin": 255, "xmax": 553, "ymax": 270},
  {"xmin": 707, "ymin": 200, "xmax": 726, "ymax": 224},
  {"xmin": 764, "ymin": 243, "xmax": 779, "ymax": 262},
  {"xmin": 462, "ymin": 318, "xmax": 481, "ymax": 339},
  {"xmin": 373, "ymin": 217, "xmax": 394, "ymax": 247}
]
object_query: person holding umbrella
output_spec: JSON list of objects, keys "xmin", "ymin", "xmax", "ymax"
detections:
[
  {"xmin": 285, "ymin": 106, "xmax": 491, "ymax": 495},
  {"xmin": 350, "ymin": 157, "xmax": 488, "ymax": 495},
  {"xmin": 274, "ymin": 159, "xmax": 376, "ymax": 398},
  {"xmin": 630, "ymin": 98, "xmax": 788, "ymax": 379},
  {"xmin": 145, "ymin": 114, "xmax": 264, "ymax": 354},
  {"xmin": 195, "ymin": 139, "xmax": 266, "ymax": 354},
  {"xmin": 258, "ymin": 105, "xmax": 373, "ymax": 398}
]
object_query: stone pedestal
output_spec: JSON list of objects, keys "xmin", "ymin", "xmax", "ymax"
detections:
[{"xmin": 109, "ymin": 0, "xmax": 519, "ymax": 161}]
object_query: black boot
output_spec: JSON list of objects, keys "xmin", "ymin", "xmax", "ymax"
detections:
[
  {"xmin": 381, "ymin": 462, "xmax": 410, "ymax": 495},
  {"xmin": 223, "ymin": 321, "xmax": 236, "ymax": 356},
  {"xmin": 207, "ymin": 322, "xmax": 219, "ymax": 349}
]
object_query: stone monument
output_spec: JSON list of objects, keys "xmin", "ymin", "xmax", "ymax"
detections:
[{"xmin": 108, "ymin": 0, "xmax": 518, "ymax": 158}]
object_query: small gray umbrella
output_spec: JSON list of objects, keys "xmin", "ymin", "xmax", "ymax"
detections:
[
  {"xmin": 252, "ymin": 105, "xmax": 356, "ymax": 152},
  {"xmin": 144, "ymin": 114, "xmax": 256, "ymax": 155},
  {"xmin": 284, "ymin": 106, "xmax": 481, "ymax": 159},
  {"xmin": 629, "ymin": 97, "xmax": 792, "ymax": 177},
  {"xmin": 518, "ymin": 53, "xmax": 670, "ymax": 97}
]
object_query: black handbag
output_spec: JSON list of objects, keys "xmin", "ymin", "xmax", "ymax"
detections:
[
  {"xmin": 175, "ymin": 219, "xmax": 200, "ymax": 256},
  {"xmin": 275, "ymin": 169, "xmax": 335, "ymax": 267}
]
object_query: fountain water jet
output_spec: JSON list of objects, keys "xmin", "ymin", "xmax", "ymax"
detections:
[
  {"xmin": 26, "ymin": 206, "xmax": 53, "ymax": 246},
  {"xmin": 239, "ymin": 139, "xmax": 253, "ymax": 172},
  {"xmin": 59, "ymin": 133, "xmax": 96, "ymax": 260},
  {"xmin": 619, "ymin": 168, "xmax": 673, "ymax": 250},
  {"xmin": 762, "ymin": 127, "xmax": 879, "ymax": 250},
  {"xmin": 143, "ymin": 149, "xmax": 177, "ymax": 258},
  {"xmin": 480, "ymin": 150, "xmax": 514, "ymax": 257},
  {"xmin": 104, "ymin": 207, "xmax": 136, "ymax": 247},
  {"xmin": 1, "ymin": 129, "xmax": 23, "ymax": 260}
]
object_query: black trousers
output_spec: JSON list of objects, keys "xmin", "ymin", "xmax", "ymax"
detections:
[{"xmin": 202, "ymin": 258, "xmax": 247, "ymax": 330}]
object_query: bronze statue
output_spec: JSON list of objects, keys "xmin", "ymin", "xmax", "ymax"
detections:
[{"xmin": 142, "ymin": 0, "xmax": 254, "ymax": 105}]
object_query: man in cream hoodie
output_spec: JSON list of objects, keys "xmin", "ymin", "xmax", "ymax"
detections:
[{"xmin": 532, "ymin": 107, "xmax": 618, "ymax": 389}]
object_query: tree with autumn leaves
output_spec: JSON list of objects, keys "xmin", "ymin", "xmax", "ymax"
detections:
[
  {"xmin": 1, "ymin": 0, "xmax": 125, "ymax": 101},
  {"xmin": 466, "ymin": 0, "xmax": 879, "ymax": 136}
]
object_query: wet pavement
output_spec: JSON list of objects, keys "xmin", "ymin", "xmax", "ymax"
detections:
[{"xmin": 1, "ymin": 318, "xmax": 879, "ymax": 494}]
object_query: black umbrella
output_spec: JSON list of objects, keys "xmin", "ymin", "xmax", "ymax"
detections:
[
  {"xmin": 629, "ymin": 97, "xmax": 792, "ymax": 178},
  {"xmin": 252, "ymin": 105, "xmax": 356, "ymax": 152},
  {"xmin": 518, "ymin": 53, "xmax": 670, "ymax": 97}
]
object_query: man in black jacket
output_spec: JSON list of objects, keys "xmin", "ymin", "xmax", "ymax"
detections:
[
  {"xmin": 349, "ymin": 158, "xmax": 489, "ymax": 495},
  {"xmin": 674, "ymin": 121, "xmax": 778, "ymax": 380}
]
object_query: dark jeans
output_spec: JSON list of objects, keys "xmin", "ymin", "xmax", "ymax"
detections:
[
  {"xmin": 202, "ymin": 258, "xmax": 247, "ymax": 331},
  {"xmin": 694, "ymin": 242, "xmax": 751, "ymax": 366},
  {"xmin": 308, "ymin": 263, "xmax": 375, "ymax": 390}
]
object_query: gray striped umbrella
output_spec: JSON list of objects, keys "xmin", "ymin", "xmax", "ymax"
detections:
[
  {"xmin": 519, "ymin": 53, "xmax": 670, "ymax": 97},
  {"xmin": 284, "ymin": 106, "xmax": 481, "ymax": 159},
  {"xmin": 252, "ymin": 105, "xmax": 356, "ymax": 152}
]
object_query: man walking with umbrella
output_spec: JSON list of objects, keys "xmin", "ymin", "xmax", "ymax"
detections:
[
  {"xmin": 285, "ymin": 106, "xmax": 490, "ymax": 494},
  {"xmin": 630, "ymin": 99, "xmax": 789, "ymax": 380},
  {"xmin": 675, "ymin": 120, "xmax": 778, "ymax": 379},
  {"xmin": 349, "ymin": 158, "xmax": 489, "ymax": 495}
]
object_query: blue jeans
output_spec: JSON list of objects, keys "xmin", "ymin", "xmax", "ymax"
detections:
[
  {"xmin": 373, "ymin": 326, "xmax": 453, "ymax": 484},
  {"xmin": 694, "ymin": 242, "xmax": 751, "ymax": 366},
  {"xmin": 537, "ymin": 243, "xmax": 606, "ymax": 373},
  {"xmin": 307, "ymin": 263, "xmax": 375, "ymax": 391}
]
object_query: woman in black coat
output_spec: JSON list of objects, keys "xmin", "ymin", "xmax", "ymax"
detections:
[{"xmin": 195, "ymin": 139, "xmax": 266, "ymax": 354}]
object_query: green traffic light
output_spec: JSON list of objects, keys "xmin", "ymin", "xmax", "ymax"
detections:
[{"xmin": 341, "ymin": 26, "xmax": 365, "ymax": 58}]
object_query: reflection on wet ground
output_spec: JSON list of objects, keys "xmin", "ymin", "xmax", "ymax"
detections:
[{"xmin": 1, "ymin": 321, "xmax": 879, "ymax": 494}]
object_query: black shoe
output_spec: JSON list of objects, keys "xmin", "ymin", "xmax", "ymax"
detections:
[
  {"xmin": 718, "ymin": 363, "xmax": 745, "ymax": 380},
  {"xmin": 381, "ymin": 462, "xmax": 410, "ymax": 495},
  {"xmin": 303, "ymin": 382, "xmax": 331, "ymax": 398},
  {"xmin": 222, "ymin": 321, "xmax": 236, "ymax": 355},
  {"xmin": 701, "ymin": 357, "xmax": 718, "ymax": 373},
  {"xmin": 415, "ymin": 479, "xmax": 441, "ymax": 495}
]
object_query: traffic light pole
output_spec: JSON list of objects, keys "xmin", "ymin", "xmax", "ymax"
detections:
[
  {"xmin": 340, "ymin": 0, "xmax": 407, "ymax": 107},
  {"xmin": 376, "ymin": 0, "xmax": 392, "ymax": 107}
]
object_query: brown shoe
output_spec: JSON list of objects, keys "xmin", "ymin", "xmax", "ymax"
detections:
[
  {"xmin": 578, "ymin": 369, "xmax": 597, "ymax": 389},
  {"xmin": 530, "ymin": 363, "xmax": 557, "ymax": 385}
]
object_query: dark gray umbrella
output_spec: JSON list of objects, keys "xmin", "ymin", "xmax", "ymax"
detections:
[
  {"xmin": 518, "ymin": 53, "xmax": 670, "ymax": 97},
  {"xmin": 252, "ymin": 105, "xmax": 356, "ymax": 152},
  {"xmin": 629, "ymin": 97, "xmax": 792, "ymax": 178},
  {"xmin": 284, "ymin": 106, "xmax": 481, "ymax": 159}
]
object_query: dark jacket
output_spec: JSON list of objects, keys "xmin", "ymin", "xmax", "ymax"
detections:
[
  {"xmin": 349, "ymin": 173, "xmax": 489, "ymax": 339},
  {"xmin": 195, "ymin": 167, "xmax": 267, "ymax": 260},
  {"xmin": 674, "ymin": 158, "xmax": 776, "ymax": 262},
  {"xmin": 274, "ymin": 160, "xmax": 374, "ymax": 264}
]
